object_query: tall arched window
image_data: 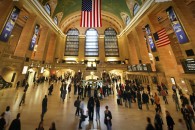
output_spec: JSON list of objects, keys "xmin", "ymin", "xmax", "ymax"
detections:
[
  {"xmin": 44, "ymin": 3, "xmax": 51, "ymax": 16},
  {"xmin": 133, "ymin": 3, "xmax": 140, "ymax": 16},
  {"xmin": 126, "ymin": 16, "xmax": 131, "ymax": 25},
  {"xmin": 104, "ymin": 28, "xmax": 119, "ymax": 57},
  {"xmin": 85, "ymin": 29, "xmax": 99, "ymax": 57},
  {"xmin": 65, "ymin": 29, "xmax": 79, "ymax": 56},
  {"xmin": 53, "ymin": 16, "xmax": 58, "ymax": 25}
]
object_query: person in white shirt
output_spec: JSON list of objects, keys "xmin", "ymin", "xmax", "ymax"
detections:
[
  {"xmin": 79, "ymin": 98, "xmax": 85, "ymax": 115},
  {"xmin": 4, "ymin": 106, "xmax": 11, "ymax": 127}
]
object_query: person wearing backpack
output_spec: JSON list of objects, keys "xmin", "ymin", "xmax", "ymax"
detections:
[{"xmin": 75, "ymin": 97, "xmax": 81, "ymax": 116}]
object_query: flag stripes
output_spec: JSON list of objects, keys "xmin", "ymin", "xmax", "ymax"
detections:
[
  {"xmin": 153, "ymin": 28, "xmax": 170, "ymax": 48},
  {"xmin": 80, "ymin": 0, "xmax": 102, "ymax": 28}
]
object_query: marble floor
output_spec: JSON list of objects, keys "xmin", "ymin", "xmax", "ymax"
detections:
[{"xmin": 0, "ymin": 81, "xmax": 194, "ymax": 130}]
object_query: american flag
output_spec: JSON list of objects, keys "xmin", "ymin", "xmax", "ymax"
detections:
[
  {"xmin": 80, "ymin": 0, "xmax": 102, "ymax": 27},
  {"xmin": 153, "ymin": 28, "xmax": 170, "ymax": 48}
]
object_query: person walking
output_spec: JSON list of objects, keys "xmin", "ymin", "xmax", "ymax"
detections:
[
  {"xmin": 142, "ymin": 91, "xmax": 149, "ymax": 110},
  {"xmin": 161, "ymin": 89, "xmax": 168, "ymax": 104},
  {"xmin": 19, "ymin": 90, "xmax": 26, "ymax": 106},
  {"xmin": 154, "ymin": 110, "xmax": 163, "ymax": 130},
  {"xmin": 60, "ymin": 84, "xmax": 67, "ymax": 102},
  {"xmin": 87, "ymin": 97, "xmax": 94, "ymax": 121},
  {"xmin": 68, "ymin": 84, "xmax": 71, "ymax": 98},
  {"xmin": 41, "ymin": 95, "xmax": 48, "ymax": 121},
  {"xmin": 60, "ymin": 83, "xmax": 65, "ymax": 100},
  {"xmin": 48, "ymin": 83, "xmax": 54, "ymax": 95},
  {"xmin": 78, "ymin": 110, "xmax": 88, "ymax": 129},
  {"xmin": 9, "ymin": 113, "xmax": 21, "ymax": 130},
  {"xmin": 4, "ymin": 106, "xmax": 11, "ymax": 128},
  {"xmin": 165, "ymin": 111, "xmax": 175, "ymax": 130},
  {"xmin": 74, "ymin": 97, "xmax": 81, "ymax": 116},
  {"xmin": 161, "ymin": 82, "xmax": 168, "ymax": 94},
  {"xmin": 95, "ymin": 98, "xmax": 100, "ymax": 121},
  {"xmin": 126, "ymin": 90, "xmax": 132, "ymax": 108},
  {"xmin": 147, "ymin": 85, "xmax": 151, "ymax": 95},
  {"xmin": 172, "ymin": 92, "xmax": 180, "ymax": 111},
  {"xmin": 137, "ymin": 91, "xmax": 142, "ymax": 110},
  {"xmin": 181, "ymin": 104, "xmax": 192, "ymax": 130},
  {"xmin": 104, "ymin": 106, "xmax": 112, "ymax": 130},
  {"xmin": 16, "ymin": 81, "xmax": 20, "ymax": 89},
  {"xmin": 24, "ymin": 82, "xmax": 29, "ymax": 92},
  {"xmin": 0, "ymin": 112, "xmax": 6, "ymax": 130},
  {"xmin": 154, "ymin": 93, "xmax": 161, "ymax": 113},
  {"xmin": 172, "ymin": 84, "xmax": 177, "ymax": 93},
  {"xmin": 79, "ymin": 98, "xmax": 85, "ymax": 115},
  {"xmin": 146, "ymin": 117, "xmax": 155, "ymax": 130}
]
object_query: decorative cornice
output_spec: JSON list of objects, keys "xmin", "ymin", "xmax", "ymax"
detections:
[
  {"xmin": 24, "ymin": 0, "xmax": 65, "ymax": 37},
  {"xmin": 118, "ymin": 0, "xmax": 155, "ymax": 37}
]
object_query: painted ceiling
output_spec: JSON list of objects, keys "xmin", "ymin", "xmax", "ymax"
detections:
[{"xmin": 41, "ymin": 0, "xmax": 144, "ymax": 20}]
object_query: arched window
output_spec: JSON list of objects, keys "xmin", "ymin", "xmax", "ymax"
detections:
[
  {"xmin": 85, "ymin": 28, "xmax": 99, "ymax": 57},
  {"xmin": 126, "ymin": 16, "xmax": 131, "ymax": 25},
  {"xmin": 44, "ymin": 3, "xmax": 51, "ymax": 16},
  {"xmin": 133, "ymin": 3, "xmax": 140, "ymax": 16},
  {"xmin": 65, "ymin": 29, "xmax": 79, "ymax": 56},
  {"xmin": 104, "ymin": 28, "xmax": 119, "ymax": 57},
  {"xmin": 53, "ymin": 16, "xmax": 58, "ymax": 25}
]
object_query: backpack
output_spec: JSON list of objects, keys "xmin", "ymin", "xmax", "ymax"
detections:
[
  {"xmin": 74, "ymin": 100, "xmax": 77, "ymax": 107},
  {"xmin": 74, "ymin": 100, "xmax": 80, "ymax": 107}
]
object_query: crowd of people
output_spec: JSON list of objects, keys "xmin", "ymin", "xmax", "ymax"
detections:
[
  {"xmin": 114, "ymin": 79, "xmax": 195, "ymax": 130},
  {"xmin": 1, "ymin": 72, "xmax": 195, "ymax": 130}
]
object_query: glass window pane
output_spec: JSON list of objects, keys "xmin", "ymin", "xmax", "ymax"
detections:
[
  {"xmin": 85, "ymin": 29, "xmax": 99, "ymax": 57},
  {"xmin": 133, "ymin": 3, "xmax": 140, "ymax": 16},
  {"xmin": 54, "ymin": 16, "xmax": 58, "ymax": 25},
  {"xmin": 104, "ymin": 28, "xmax": 119, "ymax": 57},
  {"xmin": 44, "ymin": 4, "xmax": 51, "ymax": 16},
  {"xmin": 65, "ymin": 29, "xmax": 79, "ymax": 56}
]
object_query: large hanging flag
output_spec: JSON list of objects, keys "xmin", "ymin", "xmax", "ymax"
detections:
[
  {"xmin": 153, "ymin": 28, "xmax": 170, "ymax": 48},
  {"xmin": 80, "ymin": 0, "xmax": 102, "ymax": 28}
]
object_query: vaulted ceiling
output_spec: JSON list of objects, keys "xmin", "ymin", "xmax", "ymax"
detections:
[{"xmin": 41, "ymin": 0, "xmax": 145, "ymax": 22}]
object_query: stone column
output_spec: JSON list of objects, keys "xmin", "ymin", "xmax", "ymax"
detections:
[
  {"xmin": 127, "ymin": 32, "xmax": 139, "ymax": 65},
  {"xmin": 99, "ymin": 37, "xmax": 105, "ymax": 61},
  {"xmin": 14, "ymin": 14, "xmax": 36, "ymax": 57},
  {"xmin": 33, "ymin": 27, "xmax": 49, "ymax": 61},
  {"xmin": 45, "ymin": 33, "xmax": 57, "ymax": 63},
  {"xmin": 78, "ymin": 37, "xmax": 85, "ymax": 61},
  {"xmin": 55, "ymin": 35, "xmax": 66, "ymax": 60},
  {"xmin": 118, "ymin": 35, "xmax": 130, "ymax": 61},
  {"xmin": 135, "ymin": 26, "xmax": 150, "ymax": 64}
]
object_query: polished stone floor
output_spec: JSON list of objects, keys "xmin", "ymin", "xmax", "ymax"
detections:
[{"xmin": 0, "ymin": 81, "xmax": 194, "ymax": 130}]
